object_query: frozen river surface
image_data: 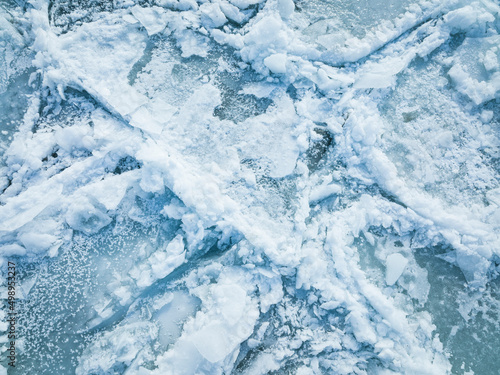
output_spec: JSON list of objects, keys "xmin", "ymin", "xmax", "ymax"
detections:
[{"xmin": 0, "ymin": 0, "xmax": 500, "ymax": 374}]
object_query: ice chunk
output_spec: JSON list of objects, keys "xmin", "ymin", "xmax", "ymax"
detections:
[
  {"xmin": 151, "ymin": 235, "xmax": 186, "ymax": 279},
  {"xmin": 192, "ymin": 322, "xmax": 234, "ymax": 363},
  {"xmin": 0, "ymin": 243, "xmax": 26, "ymax": 256},
  {"xmin": 131, "ymin": 6, "xmax": 168, "ymax": 36},
  {"xmin": 455, "ymin": 248, "xmax": 490, "ymax": 286},
  {"xmin": 0, "ymin": 183, "xmax": 63, "ymax": 232},
  {"xmin": 129, "ymin": 235, "xmax": 186, "ymax": 288},
  {"xmin": 443, "ymin": 5, "xmax": 495, "ymax": 34},
  {"xmin": 212, "ymin": 284, "xmax": 247, "ymax": 324},
  {"xmin": 65, "ymin": 197, "xmax": 112, "ymax": 235},
  {"xmin": 200, "ymin": 3, "xmax": 227, "ymax": 28},
  {"xmin": 385, "ymin": 253, "xmax": 408, "ymax": 286},
  {"xmin": 130, "ymin": 106, "xmax": 165, "ymax": 135},
  {"xmin": 55, "ymin": 124, "xmax": 95, "ymax": 152},
  {"xmin": 162, "ymin": 198, "xmax": 187, "ymax": 220},
  {"xmin": 448, "ymin": 36, "xmax": 500, "ymax": 105},
  {"xmin": 220, "ymin": 2, "xmax": 247, "ymax": 24},
  {"xmin": 81, "ymin": 171, "xmax": 138, "ymax": 211},
  {"xmin": 483, "ymin": 49, "xmax": 499, "ymax": 71},
  {"xmin": 18, "ymin": 232, "xmax": 58, "ymax": 253},
  {"xmin": 347, "ymin": 310, "xmax": 377, "ymax": 344},
  {"xmin": 97, "ymin": 84, "xmax": 149, "ymax": 117},
  {"xmin": 278, "ymin": 0, "xmax": 295, "ymax": 20},
  {"xmin": 177, "ymin": 29, "xmax": 210, "ymax": 58},
  {"xmin": 264, "ymin": 53, "xmax": 287, "ymax": 74},
  {"xmin": 448, "ymin": 63, "xmax": 500, "ymax": 105},
  {"xmin": 240, "ymin": 82, "xmax": 277, "ymax": 98},
  {"xmin": 480, "ymin": 110, "xmax": 494, "ymax": 123},
  {"xmin": 354, "ymin": 56, "xmax": 407, "ymax": 89},
  {"xmin": 76, "ymin": 322, "xmax": 158, "ymax": 375},
  {"xmin": 309, "ymin": 182, "xmax": 342, "ymax": 202}
]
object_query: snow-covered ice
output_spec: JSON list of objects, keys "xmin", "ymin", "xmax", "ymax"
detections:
[{"xmin": 0, "ymin": 0, "xmax": 499, "ymax": 374}]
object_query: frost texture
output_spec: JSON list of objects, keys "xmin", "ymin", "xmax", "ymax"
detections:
[{"xmin": 0, "ymin": 0, "xmax": 499, "ymax": 374}]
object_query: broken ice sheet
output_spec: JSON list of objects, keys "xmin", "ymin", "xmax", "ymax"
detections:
[
  {"xmin": 0, "ymin": 0, "xmax": 499, "ymax": 374},
  {"xmin": 385, "ymin": 253, "xmax": 408, "ymax": 286}
]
